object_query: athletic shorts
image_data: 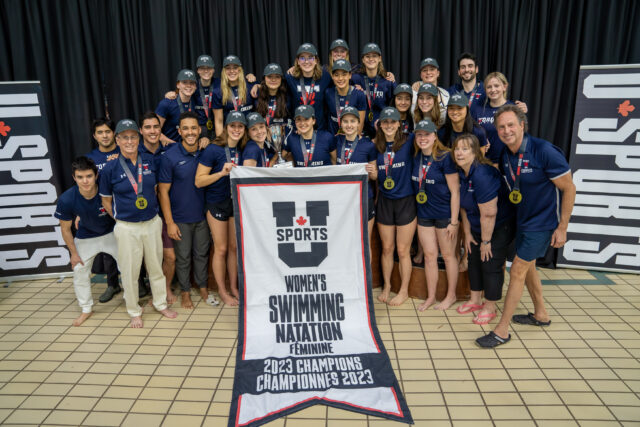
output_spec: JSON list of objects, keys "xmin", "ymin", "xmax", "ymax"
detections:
[
  {"xmin": 207, "ymin": 198, "xmax": 234, "ymax": 222},
  {"xmin": 515, "ymin": 229, "xmax": 553, "ymax": 262},
  {"xmin": 417, "ymin": 217, "xmax": 450, "ymax": 229},
  {"xmin": 376, "ymin": 195, "xmax": 416, "ymax": 226},
  {"xmin": 161, "ymin": 218, "xmax": 174, "ymax": 249},
  {"xmin": 367, "ymin": 197, "xmax": 376, "ymax": 221}
]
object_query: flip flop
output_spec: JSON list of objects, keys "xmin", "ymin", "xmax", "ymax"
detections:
[
  {"xmin": 473, "ymin": 312, "xmax": 497, "ymax": 325},
  {"xmin": 475, "ymin": 331, "xmax": 511, "ymax": 348},
  {"xmin": 512, "ymin": 312, "xmax": 551, "ymax": 326},
  {"xmin": 456, "ymin": 302, "xmax": 483, "ymax": 314}
]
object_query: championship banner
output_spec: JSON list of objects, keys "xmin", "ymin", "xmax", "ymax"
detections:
[
  {"xmin": 228, "ymin": 165, "xmax": 412, "ymax": 426},
  {"xmin": 0, "ymin": 82, "xmax": 68, "ymax": 280},
  {"xmin": 557, "ymin": 65, "xmax": 640, "ymax": 273}
]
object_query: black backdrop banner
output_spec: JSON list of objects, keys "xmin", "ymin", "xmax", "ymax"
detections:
[{"xmin": 1, "ymin": 0, "xmax": 639, "ymax": 190}]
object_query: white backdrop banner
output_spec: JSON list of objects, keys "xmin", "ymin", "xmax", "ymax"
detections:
[{"xmin": 228, "ymin": 165, "xmax": 412, "ymax": 426}]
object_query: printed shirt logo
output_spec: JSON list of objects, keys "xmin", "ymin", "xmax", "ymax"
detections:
[
  {"xmin": 273, "ymin": 201, "xmax": 329, "ymax": 268},
  {"xmin": 98, "ymin": 206, "xmax": 107, "ymax": 216}
]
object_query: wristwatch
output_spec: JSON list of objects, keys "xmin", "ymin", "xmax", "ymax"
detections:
[{"xmin": 481, "ymin": 240, "xmax": 491, "ymax": 245}]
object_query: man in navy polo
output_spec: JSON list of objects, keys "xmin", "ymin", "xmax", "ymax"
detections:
[
  {"xmin": 447, "ymin": 52, "xmax": 486, "ymax": 108},
  {"xmin": 56, "ymin": 156, "xmax": 119, "ymax": 326},
  {"xmin": 158, "ymin": 111, "xmax": 214, "ymax": 309},
  {"xmin": 99, "ymin": 119, "xmax": 178, "ymax": 328},
  {"xmin": 476, "ymin": 105, "xmax": 576, "ymax": 348}
]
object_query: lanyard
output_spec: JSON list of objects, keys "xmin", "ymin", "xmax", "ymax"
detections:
[
  {"xmin": 176, "ymin": 96, "xmax": 194, "ymax": 113},
  {"xmin": 506, "ymin": 136, "xmax": 529, "ymax": 191},
  {"xmin": 299, "ymin": 132, "xmax": 317, "ymax": 167},
  {"xmin": 364, "ymin": 76, "xmax": 379, "ymax": 111},
  {"xmin": 383, "ymin": 144, "xmax": 395, "ymax": 177},
  {"xmin": 198, "ymin": 85, "xmax": 213, "ymax": 118},
  {"xmin": 267, "ymin": 97, "xmax": 277, "ymax": 125},
  {"xmin": 224, "ymin": 146, "xmax": 239, "ymax": 165},
  {"xmin": 401, "ymin": 119, "xmax": 410, "ymax": 134},
  {"xmin": 261, "ymin": 146, "xmax": 270, "ymax": 167},
  {"xmin": 467, "ymin": 82, "xmax": 479, "ymax": 107},
  {"xmin": 299, "ymin": 77, "xmax": 316, "ymax": 105},
  {"xmin": 339, "ymin": 135, "xmax": 359, "ymax": 165},
  {"xmin": 230, "ymin": 87, "xmax": 240, "ymax": 111},
  {"xmin": 334, "ymin": 87, "xmax": 353, "ymax": 127},
  {"xmin": 417, "ymin": 154, "xmax": 433, "ymax": 191},
  {"xmin": 118, "ymin": 155, "xmax": 143, "ymax": 197}
]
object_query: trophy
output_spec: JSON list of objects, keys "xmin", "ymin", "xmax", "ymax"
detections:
[{"xmin": 270, "ymin": 119, "xmax": 293, "ymax": 168}]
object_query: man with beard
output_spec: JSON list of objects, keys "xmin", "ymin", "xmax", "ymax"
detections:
[{"xmin": 447, "ymin": 52, "xmax": 486, "ymax": 108}]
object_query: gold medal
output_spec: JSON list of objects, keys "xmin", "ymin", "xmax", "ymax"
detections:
[
  {"xmin": 368, "ymin": 111, "xmax": 373, "ymax": 122},
  {"xmin": 135, "ymin": 197, "xmax": 148, "ymax": 210},
  {"xmin": 383, "ymin": 177, "xmax": 395, "ymax": 190},
  {"xmin": 416, "ymin": 191, "xmax": 427, "ymax": 204},
  {"xmin": 206, "ymin": 119, "xmax": 213, "ymax": 130},
  {"xmin": 509, "ymin": 189, "xmax": 522, "ymax": 204}
]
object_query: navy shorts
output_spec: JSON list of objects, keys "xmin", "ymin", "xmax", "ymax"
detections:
[
  {"xmin": 417, "ymin": 217, "xmax": 450, "ymax": 229},
  {"xmin": 207, "ymin": 198, "xmax": 234, "ymax": 222},
  {"xmin": 367, "ymin": 197, "xmax": 376, "ymax": 221},
  {"xmin": 376, "ymin": 195, "xmax": 416, "ymax": 226},
  {"xmin": 515, "ymin": 229, "xmax": 553, "ymax": 262}
]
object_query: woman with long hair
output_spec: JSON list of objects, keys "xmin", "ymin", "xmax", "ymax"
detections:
[
  {"xmin": 156, "ymin": 69, "xmax": 205, "ymax": 145},
  {"xmin": 392, "ymin": 84, "xmax": 414, "ymax": 135},
  {"xmin": 324, "ymin": 59, "xmax": 366, "ymax": 135},
  {"xmin": 438, "ymin": 93, "xmax": 488, "ymax": 150},
  {"xmin": 413, "ymin": 83, "xmax": 442, "ymax": 127},
  {"xmin": 242, "ymin": 113, "xmax": 276, "ymax": 167},
  {"xmin": 253, "ymin": 63, "xmax": 291, "ymax": 127},
  {"xmin": 282, "ymin": 106, "xmax": 336, "ymax": 167},
  {"xmin": 212, "ymin": 56, "xmax": 255, "ymax": 136},
  {"xmin": 410, "ymin": 57, "xmax": 449, "ymax": 120}
]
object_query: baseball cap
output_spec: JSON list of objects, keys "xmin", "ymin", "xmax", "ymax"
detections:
[
  {"xmin": 361, "ymin": 43, "xmax": 382, "ymax": 56},
  {"xmin": 246, "ymin": 112, "xmax": 266, "ymax": 129},
  {"xmin": 330, "ymin": 39, "xmax": 349, "ymax": 51},
  {"xmin": 331, "ymin": 59, "xmax": 352, "ymax": 73},
  {"xmin": 296, "ymin": 43, "xmax": 318, "ymax": 57},
  {"xmin": 294, "ymin": 105, "xmax": 315, "ymax": 119},
  {"xmin": 263, "ymin": 63, "xmax": 283, "ymax": 77},
  {"xmin": 177, "ymin": 69, "xmax": 197, "ymax": 82},
  {"xmin": 196, "ymin": 55, "xmax": 214, "ymax": 69},
  {"xmin": 414, "ymin": 119, "xmax": 437, "ymax": 133},
  {"xmin": 378, "ymin": 107, "xmax": 400, "ymax": 122},
  {"xmin": 225, "ymin": 111, "xmax": 247, "ymax": 126},
  {"xmin": 222, "ymin": 55, "xmax": 242, "ymax": 68},
  {"xmin": 420, "ymin": 57, "xmax": 440, "ymax": 70},
  {"xmin": 448, "ymin": 93, "xmax": 469, "ymax": 107},
  {"xmin": 115, "ymin": 119, "xmax": 139, "ymax": 135}
]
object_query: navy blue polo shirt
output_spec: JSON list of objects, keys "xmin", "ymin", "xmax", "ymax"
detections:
[
  {"xmin": 471, "ymin": 100, "xmax": 515, "ymax": 163},
  {"xmin": 99, "ymin": 153, "xmax": 159, "ymax": 222},
  {"xmin": 377, "ymin": 134, "xmax": 415, "ymax": 199},
  {"xmin": 283, "ymin": 130, "xmax": 336, "ymax": 167},
  {"xmin": 500, "ymin": 135, "xmax": 570, "ymax": 232},
  {"xmin": 335, "ymin": 135, "xmax": 377, "ymax": 200},
  {"xmin": 156, "ymin": 97, "xmax": 205, "ymax": 143},
  {"xmin": 351, "ymin": 73, "xmax": 395, "ymax": 137},
  {"xmin": 324, "ymin": 87, "xmax": 366, "ymax": 135},
  {"xmin": 86, "ymin": 147, "xmax": 119, "ymax": 172},
  {"xmin": 242, "ymin": 140, "xmax": 276, "ymax": 167},
  {"xmin": 212, "ymin": 83, "xmax": 256, "ymax": 120},
  {"xmin": 447, "ymin": 81, "xmax": 486, "ymax": 108},
  {"xmin": 198, "ymin": 144, "xmax": 240, "ymax": 204},
  {"xmin": 55, "ymin": 186, "xmax": 115, "ymax": 239},
  {"xmin": 285, "ymin": 70, "xmax": 333, "ymax": 130},
  {"xmin": 138, "ymin": 142, "xmax": 167, "ymax": 171},
  {"xmin": 459, "ymin": 162, "xmax": 513, "ymax": 234},
  {"xmin": 438, "ymin": 124, "xmax": 488, "ymax": 149},
  {"xmin": 411, "ymin": 151, "xmax": 457, "ymax": 220},
  {"xmin": 158, "ymin": 143, "xmax": 205, "ymax": 223}
]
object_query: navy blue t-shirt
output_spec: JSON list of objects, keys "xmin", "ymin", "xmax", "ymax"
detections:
[
  {"xmin": 285, "ymin": 70, "xmax": 333, "ymax": 130},
  {"xmin": 156, "ymin": 97, "xmax": 205, "ymax": 143},
  {"xmin": 377, "ymin": 134, "xmax": 415, "ymax": 200},
  {"xmin": 500, "ymin": 135, "xmax": 570, "ymax": 232},
  {"xmin": 324, "ymin": 87, "xmax": 366, "ymax": 135},
  {"xmin": 459, "ymin": 163, "xmax": 513, "ymax": 234},
  {"xmin": 242, "ymin": 140, "xmax": 276, "ymax": 167},
  {"xmin": 351, "ymin": 73, "xmax": 396, "ymax": 137},
  {"xmin": 471, "ymin": 100, "xmax": 515, "ymax": 163},
  {"xmin": 158, "ymin": 143, "xmax": 205, "ymax": 223},
  {"xmin": 411, "ymin": 151, "xmax": 457, "ymax": 220},
  {"xmin": 283, "ymin": 130, "xmax": 336, "ymax": 167},
  {"xmin": 198, "ymin": 144, "xmax": 240, "ymax": 204},
  {"xmin": 55, "ymin": 186, "xmax": 115, "ymax": 239},
  {"xmin": 400, "ymin": 116, "xmax": 414, "ymax": 136},
  {"xmin": 438, "ymin": 124, "xmax": 488, "ymax": 149},
  {"xmin": 86, "ymin": 147, "xmax": 119, "ymax": 172},
  {"xmin": 335, "ymin": 135, "xmax": 377, "ymax": 200},
  {"xmin": 212, "ymin": 82, "xmax": 256, "ymax": 119},
  {"xmin": 253, "ymin": 93, "xmax": 294, "ymax": 127},
  {"xmin": 194, "ymin": 78, "xmax": 221, "ymax": 133},
  {"xmin": 98, "ymin": 153, "xmax": 159, "ymax": 222},
  {"xmin": 447, "ymin": 81, "xmax": 486, "ymax": 108}
]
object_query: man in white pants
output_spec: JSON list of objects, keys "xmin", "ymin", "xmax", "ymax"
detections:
[
  {"xmin": 99, "ymin": 119, "xmax": 178, "ymax": 328},
  {"xmin": 55, "ymin": 156, "xmax": 119, "ymax": 326}
]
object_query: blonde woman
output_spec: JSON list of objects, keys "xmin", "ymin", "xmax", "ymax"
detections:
[{"xmin": 212, "ymin": 55, "xmax": 255, "ymax": 136}]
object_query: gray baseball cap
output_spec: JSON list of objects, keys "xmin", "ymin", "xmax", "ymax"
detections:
[
  {"xmin": 196, "ymin": 55, "xmax": 214, "ymax": 69},
  {"xmin": 361, "ymin": 42, "xmax": 382, "ymax": 56},
  {"xmin": 448, "ymin": 93, "xmax": 469, "ymax": 107},
  {"xmin": 263, "ymin": 63, "xmax": 283, "ymax": 77},
  {"xmin": 418, "ymin": 83, "xmax": 438, "ymax": 97},
  {"xmin": 420, "ymin": 57, "xmax": 440, "ymax": 69},
  {"xmin": 177, "ymin": 69, "xmax": 197, "ymax": 82},
  {"xmin": 246, "ymin": 112, "xmax": 266, "ymax": 129},
  {"xmin": 378, "ymin": 107, "xmax": 400, "ymax": 122},
  {"xmin": 331, "ymin": 59, "xmax": 352, "ymax": 73},
  {"xmin": 330, "ymin": 39, "xmax": 349, "ymax": 51},
  {"xmin": 115, "ymin": 119, "xmax": 139, "ymax": 135},
  {"xmin": 414, "ymin": 119, "xmax": 437, "ymax": 133},
  {"xmin": 294, "ymin": 105, "xmax": 315, "ymax": 119},
  {"xmin": 225, "ymin": 111, "xmax": 247, "ymax": 126},
  {"xmin": 222, "ymin": 55, "xmax": 242, "ymax": 68},
  {"xmin": 394, "ymin": 83, "xmax": 412, "ymax": 96},
  {"xmin": 340, "ymin": 106, "xmax": 360, "ymax": 120},
  {"xmin": 296, "ymin": 43, "xmax": 318, "ymax": 57}
]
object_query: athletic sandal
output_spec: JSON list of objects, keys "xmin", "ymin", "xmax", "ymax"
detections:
[
  {"xmin": 512, "ymin": 312, "xmax": 551, "ymax": 326},
  {"xmin": 475, "ymin": 331, "xmax": 511, "ymax": 348},
  {"xmin": 473, "ymin": 312, "xmax": 497, "ymax": 325},
  {"xmin": 456, "ymin": 302, "xmax": 483, "ymax": 314}
]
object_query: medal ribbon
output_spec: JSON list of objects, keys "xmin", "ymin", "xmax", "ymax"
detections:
[
  {"xmin": 467, "ymin": 81, "xmax": 480, "ymax": 107},
  {"xmin": 339, "ymin": 135, "xmax": 359, "ymax": 165},
  {"xmin": 299, "ymin": 77, "xmax": 316, "ymax": 105},
  {"xmin": 118, "ymin": 155, "xmax": 143, "ymax": 198},
  {"xmin": 198, "ymin": 85, "xmax": 213, "ymax": 119},
  {"xmin": 224, "ymin": 146, "xmax": 239, "ymax": 165},
  {"xmin": 418, "ymin": 154, "xmax": 433, "ymax": 191},
  {"xmin": 335, "ymin": 86, "xmax": 353, "ymax": 128},
  {"xmin": 267, "ymin": 98, "xmax": 277, "ymax": 126},
  {"xmin": 261, "ymin": 146, "xmax": 269, "ymax": 167},
  {"xmin": 364, "ymin": 76, "xmax": 379, "ymax": 115},
  {"xmin": 299, "ymin": 132, "xmax": 317, "ymax": 167},
  {"xmin": 176, "ymin": 96, "xmax": 194, "ymax": 114},
  {"xmin": 505, "ymin": 136, "xmax": 529, "ymax": 192},
  {"xmin": 383, "ymin": 145, "xmax": 395, "ymax": 178}
]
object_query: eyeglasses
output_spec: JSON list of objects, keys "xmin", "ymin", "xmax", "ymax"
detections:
[
  {"xmin": 118, "ymin": 135, "xmax": 139, "ymax": 142},
  {"xmin": 298, "ymin": 56, "xmax": 316, "ymax": 64}
]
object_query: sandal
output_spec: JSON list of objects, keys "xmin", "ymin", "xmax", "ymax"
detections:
[
  {"xmin": 512, "ymin": 312, "xmax": 551, "ymax": 326},
  {"xmin": 456, "ymin": 302, "xmax": 483, "ymax": 314},
  {"xmin": 473, "ymin": 312, "xmax": 497, "ymax": 325},
  {"xmin": 475, "ymin": 331, "xmax": 511, "ymax": 348}
]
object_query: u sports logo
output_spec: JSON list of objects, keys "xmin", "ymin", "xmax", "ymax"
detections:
[{"xmin": 272, "ymin": 200, "xmax": 329, "ymax": 268}]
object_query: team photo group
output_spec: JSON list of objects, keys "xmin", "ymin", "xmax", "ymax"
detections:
[{"xmin": 56, "ymin": 39, "xmax": 576, "ymax": 348}]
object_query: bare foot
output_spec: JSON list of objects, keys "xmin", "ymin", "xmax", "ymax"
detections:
[
  {"xmin": 388, "ymin": 291, "xmax": 408, "ymax": 306},
  {"xmin": 130, "ymin": 316, "xmax": 143, "ymax": 328},
  {"xmin": 166, "ymin": 291, "xmax": 177, "ymax": 305},
  {"xmin": 230, "ymin": 286, "xmax": 239, "ymax": 298},
  {"xmin": 435, "ymin": 295, "xmax": 457, "ymax": 311},
  {"xmin": 219, "ymin": 293, "xmax": 239, "ymax": 306},
  {"xmin": 158, "ymin": 308, "xmax": 178, "ymax": 319},
  {"xmin": 72, "ymin": 312, "xmax": 92, "ymax": 326},
  {"xmin": 377, "ymin": 286, "xmax": 391, "ymax": 303},
  {"xmin": 181, "ymin": 292, "xmax": 194, "ymax": 309},
  {"xmin": 417, "ymin": 298, "xmax": 435, "ymax": 312},
  {"xmin": 458, "ymin": 258, "xmax": 468, "ymax": 272},
  {"xmin": 199, "ymin": 288, "xmax": 209, "ymax": 301}
]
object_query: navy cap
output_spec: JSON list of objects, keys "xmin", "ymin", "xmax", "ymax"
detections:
[
  {"xmin": 176, "ymin": 69, "xmax": 197, "ymax": 82},
  {"xmin": 448, "ymin": 93, "xmax": 469, "ymax": 107},
  {"xmin": 222, "ymin": 55, "xmax": 242, "ymax": 68},
  {"xmin": 418, "ymin": 83, "xmax": 438, "ymax": 97},
  {"xmin": 331, "ymin": 59, "xmax": 352, "ymax": 73},
  {"xmin": 394, "ymin": 83, "xmax": 412, "ymax": 96},
  {"xmin": 115, "ymin": 119, "xmax": 139, "ymax": 135},
  {"xmin": 330, "ymin": 39, "xmax": 349, "ymax": 51},
  {"xmin": 378, "ymin": 107, "xmax": 400, "ymax": 122},
  {"xmin": 414, "ymin": 119, "xmax": 437, "ymax": 133},
  {"xmin": 246, "ymin": 112, "xmax": 266, "ymax": 129},
  {"xmin": 296, "ymin": 43, "xmax": 318, "ymax": 57},
  {"xmin": 340, "ymin": 106, "xmax": 360, "ymax": 120},
  {"xmin": 225, "ymin": 111, "xmax": 247, "ymax": 126},
  {"xmin": 294, "ymin": 105, "xmax": 315, "ymax": 119},
  {"xmin": 196, "ymin": 55, "xmax": 214, "ymax": 69},
  {"xmin": 420, "ymin": 57, "xmax": 440, "ymax": 69},
  {"xmin": 263, "ymin": 63, "xmax": 283, "ymax": 77},
  {"xmin": 361, "ymin": 43, "xmax": 382, "ymax": 56}
]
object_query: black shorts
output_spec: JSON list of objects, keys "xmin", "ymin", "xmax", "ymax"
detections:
[
  {"xmin": 376, "ymin": 195, "xmax": 416, "ymax": 226},
  {"xmin": 418, "ymin": 217, "xmax": 450, "ymax": 229},
  {"xmin": 207, "ymin": 198, "xmax": 233, "ymax": 221},
  {"xmin": 368, "ymin": 196, "xmax": 376, "ymax": 221}
]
